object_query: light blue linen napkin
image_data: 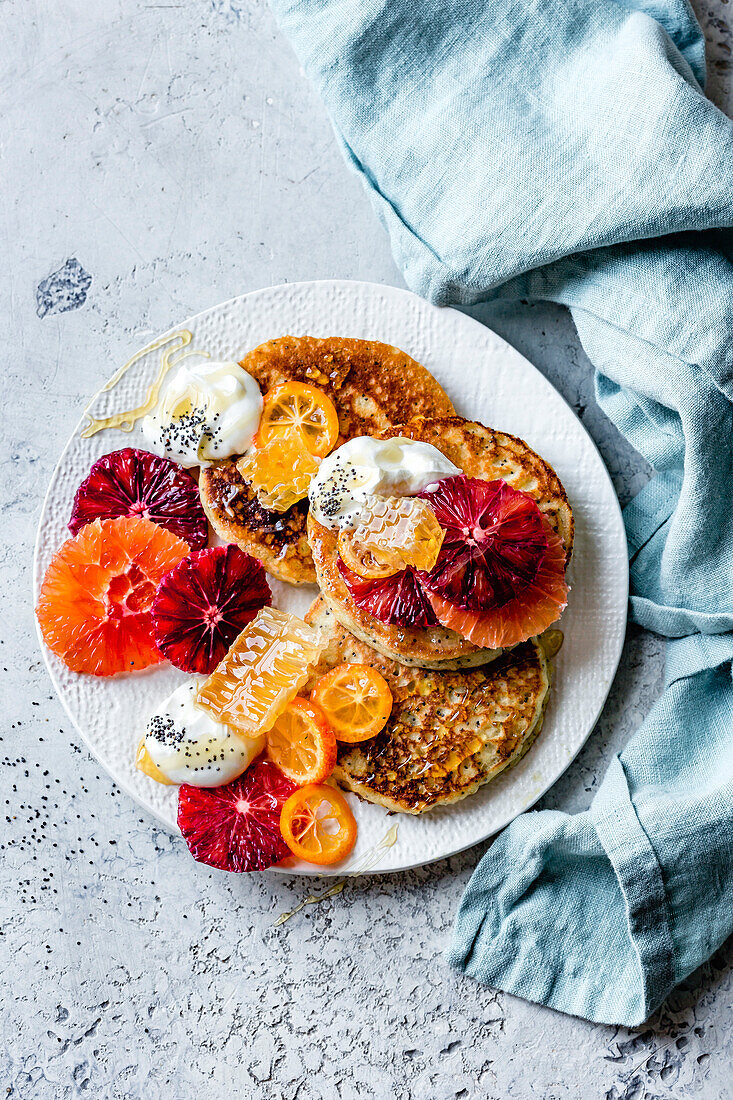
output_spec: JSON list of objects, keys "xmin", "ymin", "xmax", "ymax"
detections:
[{"xmin": 269, "ymin": 0, "xmax": 733, "ymax": 1024}]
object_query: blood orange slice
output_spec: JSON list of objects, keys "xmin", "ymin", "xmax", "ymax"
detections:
[
  {"xmin": 427, "ymin": 515, "xmax": 568, "ymax": 648},
  {"xmin": 178, "ymin": 759, "xmax": 296, "ymax": 872},
  {"xmin": 69, "ymin": 448, "xmax": 208, "ymax": 549},
  {"xmin": 418, "ymin": 475, "xmax": 548, "ymax": 611},
  {"xmin": 36, "ymin": 515, "xmax": 189, "ymax": 675},
  {"xmin": 338, "ymin": 560, "xmax": 438, "ymax": 628},
  {"xmin": 151, "ymin": 545, "xmax": 271, "ymax": 674}
]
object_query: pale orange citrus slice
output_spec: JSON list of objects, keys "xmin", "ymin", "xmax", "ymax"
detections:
[
  {"xmin": 310, "ymin": 663, "xmax": 393, "ymax": 743},
  {"xmin": 256, "ymin": 381, "xmax": 340, "ymax": 457},
  {"xmin": 35, "ymin": 515, "xmax": 189, "ymax": 676},
  {"xmin": 279, "ymin": 784, "xmax": 357, "ymax": 865},
  {"xmin": 336, "ymin": 531, "xmax": 400, "ymax": 579},
  {"xmin": 266, "ymin": 698, "xmax": 337, "ymax": 785}
]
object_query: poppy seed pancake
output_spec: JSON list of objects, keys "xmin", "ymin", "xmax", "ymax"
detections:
[{"xmin": 305, "ymin": 599, "xmax": 554, "ymax": 814}]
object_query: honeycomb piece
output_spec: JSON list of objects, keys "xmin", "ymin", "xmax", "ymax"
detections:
[
  {"xmin": 338, "ymin": 496, "xmax": 445, "ymax": 578},
  {"xmin": 196, "ymin": 607, "xmax": 325, "ymax": 737},
  {"xmin": 237, "ymin": 434, "xmax": 320, "ymax": 512}
]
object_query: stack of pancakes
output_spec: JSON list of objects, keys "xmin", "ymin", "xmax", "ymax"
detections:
[{"xmin": 200, "ymin": 336, "xmax": 572, "ymax": 814}]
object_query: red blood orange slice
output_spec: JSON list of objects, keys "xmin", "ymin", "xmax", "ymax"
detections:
[
  {"xmin": 418, "ymin": 475, "xmax": 548, "ymax": 611},
  {"xmin": 69, "ymin": 448, "xmax": 208, "ymax": 549},
  {"xmin": 338, "ymin": 560, "xmax": 438, "ymax": 628},
  {"xmin": 177, "ymin": 759, "xmax": 296, "ymax": 872},
  {"xmin": 427, "ymin": 515, "xmax": 568, "ymax": 648},
  {"xmin": 151, "ymin": 545, "xmax": 272, "ymax": 674},
  {"xmin": 36, "ymin": 515, "xmax": 189, "ymax": 675}
]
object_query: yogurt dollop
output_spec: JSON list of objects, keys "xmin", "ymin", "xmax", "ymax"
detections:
[
  {"xmin": 142, "ymin": 359, "xmax": 262, "ymax": 467},
  {"xmin": 144, "ymin": 680, "xmax": 265, "ymax": 787},
  {"xmin": 308, "ymin": 436, "xmax": 460, "ymax": 528}
]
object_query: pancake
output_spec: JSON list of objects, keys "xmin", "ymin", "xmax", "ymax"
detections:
[
  {"xmin": 308, "ymin": 416, "xmax": 573, "ymax": 668},
  {"xmin": 199, "ymin": 336, "xmax": 454, "ymax": 584},
  {"xmin": 305, "ymin": 599, "xmax": 554, "ymax": 814}
]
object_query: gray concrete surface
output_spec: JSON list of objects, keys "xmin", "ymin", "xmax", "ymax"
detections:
[{"xmin": 3, "ymin": 1, "xmax": 732, "ymax": 1097}]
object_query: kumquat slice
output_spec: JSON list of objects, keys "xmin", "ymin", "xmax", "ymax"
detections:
[
  {"xmin": 279, "ymin": 784, "xmax": 357, "ymax": 865},
  {"xmin": 266, "ymin": 697, "xmax": 337, "ymax": 785},
  {"xmin": 310, "ymin": 663, "xmax": 393, "ymax": 743},
  {"xmin": 336, "ymin": 529, "xmax": 401, "ymax": 580},
  {"xmin": 256, "ymin": 381, "xmax": 340, "ymax": 457}
]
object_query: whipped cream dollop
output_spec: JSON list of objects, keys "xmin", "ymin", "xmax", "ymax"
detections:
[
  {"xmin": 142, "ymin": 359, "xmax": 262, "ymax": 467},
  {"xmin": 144, "ymin": 680, "xmax": 265, "ymax": 787},
  {"xmin": 308, "ymin": 436, "xmax": 460, "ymax": 528}
]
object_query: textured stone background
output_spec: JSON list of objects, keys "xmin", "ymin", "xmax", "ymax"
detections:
[{"xmin": 3, "ymin": 1, "xmax": 732, "ymax": 1097}]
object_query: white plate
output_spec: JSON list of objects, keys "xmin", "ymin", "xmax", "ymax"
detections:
[{"xmin": 34, "ymin": 280, "xmax": 628, "ymax": 875}]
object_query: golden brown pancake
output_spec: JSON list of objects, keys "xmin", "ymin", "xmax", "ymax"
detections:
[
  {"xmin": 200, "ymin": 336, "xmax": 454, "ymax": 584},
  {"xmin": 308, "ymin": 416, "xmax": 573, "ymax": 667},
  {"xmin": 305, "ymin": 599, "xmax": 554, "ymax": 814},
  {"xmin": 199, "ymin": 462, "xmax": 311, "ymax": 586}
]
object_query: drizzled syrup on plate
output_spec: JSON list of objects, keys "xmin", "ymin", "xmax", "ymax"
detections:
[{"xmin": 81, "ymin": 330, "xmax": 205, "ymax": 438}]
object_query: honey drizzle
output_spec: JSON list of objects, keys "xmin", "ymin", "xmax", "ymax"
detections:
[
  {"xmin": 273, "ymin": 823, "xmax": 399, "ymax": 928},
  {"xmin": 80, "ymin": 329, "xmax": 203, "ymax": 438},
  {"xmin": 272, "ymin": 882, "xmax": 346, "ymax": 927},
  {"xmin": 348, "ymin": 822, "xmax": 399, "ymax": 875}
]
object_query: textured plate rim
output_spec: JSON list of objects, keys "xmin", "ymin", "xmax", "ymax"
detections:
[{"xmin": 33, "ymin": 278, "xmax": 628, "ymax": 876}]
